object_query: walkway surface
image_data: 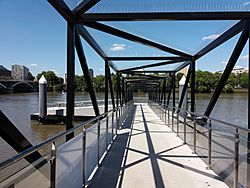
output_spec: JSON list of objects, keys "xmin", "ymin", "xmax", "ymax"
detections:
[{"xmin": 89, "ymin": 104, "xmax": 229, "ymax": 188}]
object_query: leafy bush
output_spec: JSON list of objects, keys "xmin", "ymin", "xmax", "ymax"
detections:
[
  {"xmin": 223, "ymin": 84, "xmax": 234, "ymax": 93},
  {"xmin": 196, "ymin": 86, "xmax": 211, "ymax": 93}
]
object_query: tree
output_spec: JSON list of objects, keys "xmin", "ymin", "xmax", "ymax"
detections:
[
  {"xmin": 93, "ymin": 75, "xmax": 105, "ymax": 92},
  {"xmin": 75, "ymin": 75, "xmax": 86, "ymax": 91},
  {"xmin": 28, "ymin": 72, "xmax": 35, "ymax": 81},
  {"xmin": 37, "ymin": 71, "xmax": 60, "ymax": 87}
]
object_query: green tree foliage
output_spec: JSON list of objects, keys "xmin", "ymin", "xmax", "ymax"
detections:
[
  {"xmin": 37, "ymin": 71, "xmax": 60, "ymax": 87},
  {"xmin": 75, "ymin": 75, "xmax": 86, "ymax": 91},
  {"xmin": 93, "ymin": 75, "xmax": 105, "ymax": 92},
  {"xmin": 172, "ymin": 70, "xmax": 248, "ymax": 93},
  {"xmin": 28, "ymin": 72, "xmax": 35, "ymax": 81}
]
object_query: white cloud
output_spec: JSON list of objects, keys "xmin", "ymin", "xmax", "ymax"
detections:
[
  {"xmin": 110, "ymin": 43, "xmax": 126, "ymax": 51},
  {"xmin": 243, "ymin": 2, "xmax": 250, "ymax": 6},
  {"xmin": 221, "ymin": 61, "xmax": 227, "ymax": 64},
  {"xmin": 239, "ymin": 54, "xmax": 249, "ymax": 61},
  {"xmin": 29, "ymin": 64, "xmax": 38, "ymax": 67},
  {"xmin": 202, "ymin": 34, "xmax": 220, "ymax": 41}
]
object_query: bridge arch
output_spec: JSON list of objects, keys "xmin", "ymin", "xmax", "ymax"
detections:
[
  {"xmin": 12, "ymin": 82, "xmax": 34, "ymax": 89},
  {"xmin": 0, "ymin": 83, "xmax": 7, "ymax": 89}
]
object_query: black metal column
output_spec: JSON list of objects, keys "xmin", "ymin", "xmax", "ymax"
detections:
[
  {"xmin": 173, "ymin": 72, "xmax": 176, "ymax": 108},
  {"xmin": 158, "ymin": 82, "xmax": 161, "ymax": 103},
  {"xmin": 167, "ymin": 74, "xmax": 173, "ymax": 105},
  {"xmin": 190, "ymin": 61, "xmax": 195, "ymax": 114},
  {"xmin": 204, "ymin": 27, "xmax": 248, "ymax": 117},
  {"xmin": 116, "ymin": 72, "xmax": 119, "ymax": 107},
  {"xmin": 105, "ymin": 60, "xmax": 109, "ymax": 113},
  {"xmin": 122, "ymin": 78, "xmax": 125, "ymax": 105},
  {"xmin": 66, "ymin": 22, "xmax": 75, "ymax": 141},
  {"xmin": 75, "ymin": 30, "xmax": 100, "ymax": 116},
  {"xmin": 163, "ymin": 78, "xmax": 166, "ymax": 106}
]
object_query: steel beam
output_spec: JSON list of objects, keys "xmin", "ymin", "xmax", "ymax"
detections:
[
  {"xmin": 83, "ymin": 22, "xmax": 192, "ymax": 58},
  {"xmin": 77, "ymin": 25, "xmax": 118, "ymax": 71},
  {"xmin": 0, "ymin": 111, "xmax": 43, "ymax": 165},
  {"xmin": 105, "ymin": 60, "xmax": 109, "ymax": 113},
  {"xmin": 73, "ymin": 0, "xmax": 100, "ymax": 18},
  {"xmin": 173, "ymin": 73, "xmax": 176, "ymax": 108},
  {"xmin": 79, "ymin": 12, "xmax": 250, "ymax": 21},
  {"xmin": 116, "ymin": 73, "xmax": 119, "ymax": 108},
  {"xmin": 167, "ymin": 74, "xmax": 174, "ymax": 105},
  {"xmin": 47, "ymin": 0, "xmax": 74, "ymax": 22},
  {"xmin": 107, "ymin": 56, "xmax": 189, "ymax": 61},
  {"xmin": 75, "ymin": 31, "xmax": 100, "ymax": 116},
  {"xmin": 175, "ymin": 61, "xmax": 191, "ymax": 72},
  {"xmin": 204, "ymin": 27, "xmax": 249, "ymax": 117},
  {"xmin": 190, "ymin": 61, "xmax": 195, "ymax": 114},
  {"xmin": 164, "ymin": 78, "xmax": 166, "ymax": 105},
  {"xmin": 66, "ymin": 22, "xmax": 75, "ymax": 141},
  {"xmin": 161, "ymin": 79, "xmax": 166, "ymax": 104},
  {"xmin": 122, "ymin": 78, "xmax": 125, "ymax": 105},
  {"xmin": 122, "ymin": 70, "xmax": 174, "ymax": 74},
  {"xmin": 124, "ymin": 73, "xmax": 165, "ymax": 79},
  {"xmin": 195, "ymin": 21, "xmax": 247, "ymax": 59},
  {"xmin": 178, "ymin": 67, "xmax": 191, "ymax": 110},
  {"xmin": 119, "ymin": 59, "xmax": 185, "ymax": 72}
]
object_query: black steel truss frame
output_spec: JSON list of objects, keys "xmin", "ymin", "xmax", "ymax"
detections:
[{"xmin": 47, "ymin": 0, "xmax": 250, "ymax": 142}]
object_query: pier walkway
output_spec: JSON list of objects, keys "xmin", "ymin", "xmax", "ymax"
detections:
[{"xmin": 89, "ymin": 104, "xmax": 228, "ymax": 188}]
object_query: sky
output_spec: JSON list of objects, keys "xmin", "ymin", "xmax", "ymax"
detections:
[{"xmin": 0, "ymin": 0, "xmax": 249, "ymax": 78}]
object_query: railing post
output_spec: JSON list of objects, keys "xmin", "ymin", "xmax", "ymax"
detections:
[
  {"xmin": 207, "ymin": 119, "xmax": 212, "ymax": 169},
  {"xmin": 111, "ymin": 111, "xmax": 114, "ymax": 141},
  {"xmin": 97, "ymin": 119, "xmax": 100, "ymax": 166},
  {"xmin": 116, "ymin": 109, "xmax": 118, "ymax": 134},
  {"xmin": 50, "ymin": 142, "xmax": 56, "ymax": 188},
  {"xmin": 168, "ymin": 106, "xmax": 170, "ymax": 126},
  {"xmin": 177, "ymin": 111, "xmax": 179, "ymax": 136},
  {"xmin": 193, "ymin": 117, "xmax": 197, "ymax": 153},
  {"xmin": 184, "ymin": 112, "xmax": 187, "ymax": 144},
  {"xmin": 106, "ymin": 115, "xmax": 109, "ymax": 150},
  {"xmin": 164, "ymin": 105, "xmax": 167, "ymax": 124},
  {"xmin": 82, "ymin": 128, "xmax": 86, "ymax": 187},
  {"xmin": 172, "ymin": 107, "xmax": 174, "ymax": 131},
  {"xmin": 234, "ymin": 129, "xmax": 240, "ymax": 188}
]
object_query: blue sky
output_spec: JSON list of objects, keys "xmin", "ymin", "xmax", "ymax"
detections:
[{"xmin": 0, "ymin": 0, "xmax": 249, "ymax": 78}]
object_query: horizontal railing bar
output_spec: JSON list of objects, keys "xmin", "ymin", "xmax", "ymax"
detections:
[
  {"xmin": 151, "ymin": 101, "xmax": 250, "ymax": 133},
  {"xmin": 0, "ymin": 105, "xmax": 124, "ymax": 170}
]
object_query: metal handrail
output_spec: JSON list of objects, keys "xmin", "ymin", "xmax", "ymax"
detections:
[
  {"xmin": 152, "ymin": 101, "xmax": 250, "ymax": 133},
  {"xmin": 0, "ymin": 105, "xmax": 123, "ymax": 171},
  {"xmin": 149, "ymin": 100, "xmax": 246, "ymax": 187}
]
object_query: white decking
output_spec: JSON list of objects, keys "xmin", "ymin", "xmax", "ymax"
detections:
[{"xmin": 89, "ymin": 104, "xmax": 229, "ymax": 188}]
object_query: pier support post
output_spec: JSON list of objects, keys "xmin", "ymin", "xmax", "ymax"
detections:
[{"xmin": 39, "ymin": 75, "xmax": 47, "ymax": 118}]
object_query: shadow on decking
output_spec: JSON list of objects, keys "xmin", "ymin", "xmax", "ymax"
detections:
[
  {"xmin": 88, "ymin": 104, "xmax": 223, "ymax": 188},
  {"xmin": 88, "ymin": 105, "xmax": 137, "ymax": 188}
]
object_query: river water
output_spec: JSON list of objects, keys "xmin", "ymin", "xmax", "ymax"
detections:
[{"xmin": 0, "ymin": 92, "xmax": 248, "ymax": 163}]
